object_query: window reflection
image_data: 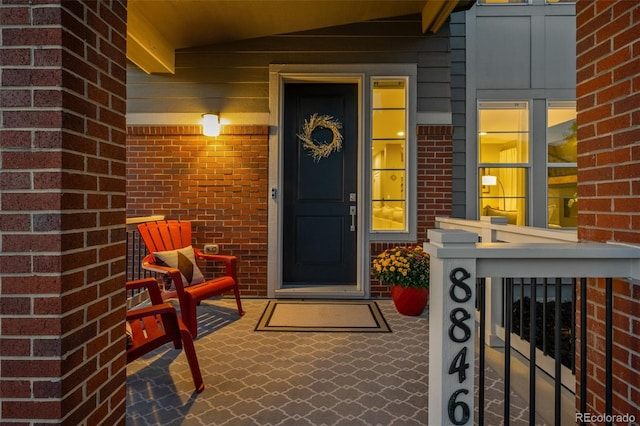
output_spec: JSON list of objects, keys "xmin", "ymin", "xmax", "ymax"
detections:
[
  {"xmin": 547, "ymin": 101, "xmax": 577, "ymax": 228},
  {"xmin": 547, "ymin": 101, "xmax": 577, "ymax": 163}
]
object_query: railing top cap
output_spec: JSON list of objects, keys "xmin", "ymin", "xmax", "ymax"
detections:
[
  {"xmin": 425, "ymin": 239, "xmax": 640, "ymax": 259},
  {"xmin": 428, "ymin": 229, "xmax": 478, "ymax": 244},
  {"xmin": 126, "ymin": 215, "xmax": 166, "ymax": 225},
  {"xmin": 476, "ymin": 242, "xmax": 640, "ymax": 257},
  {"xmin": 426, "ymin": 228, "xmax": 640, "ymax": 280},
  {"xmin": 436, "ymin": 217, "xmax": 578, "ymax": 242}
]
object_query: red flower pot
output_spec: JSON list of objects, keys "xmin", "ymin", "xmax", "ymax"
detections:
[{"xmin": 391, "ymin": 285, "xmax": 429, "ymax": 316}]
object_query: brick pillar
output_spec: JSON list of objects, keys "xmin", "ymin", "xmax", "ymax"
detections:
[
  {"xmin": 417, "ymin": 124, "xmax": 453, "ymax": 242},
  {"xmin": 575, "ymin": 0, "xmax": 640, "ymax": 420},
  {"xmin": 0, "ymin": 2, "xmax": 127, "ymax": 424}
]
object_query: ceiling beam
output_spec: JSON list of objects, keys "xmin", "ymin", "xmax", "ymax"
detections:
[
  {"xmin": 126, "ymin": 2, "xmax": 175, "ymax": 74},
  {"xmin": 421, "ymin": 0, "xmax": 460, "ymax": 34}
]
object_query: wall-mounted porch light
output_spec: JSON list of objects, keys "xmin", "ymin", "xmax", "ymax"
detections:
[{"xmin": 202, "ymin": 113, "xmax": 220, "ymax": 137}]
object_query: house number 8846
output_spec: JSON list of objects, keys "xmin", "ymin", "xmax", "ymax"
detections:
[{"xmin": 447, "ymin": 267, "xmax": 472, "ymax": 425}]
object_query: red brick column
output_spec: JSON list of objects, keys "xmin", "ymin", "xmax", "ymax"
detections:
[
  {"xmin": 576, "ymin": 0, "xmax": 640, "ymax": 420},
  {"xmin": 126, "ymin": 125, "xmax": 270, "ymax": 297},
  {"xmin": 370, "ymin": 124, "xmax": 453, "ymax": 298},
  {"xmin": 0, "ymin": 2, "xmax": 127, "ymax": 424},
  {"xmin": 417, "ymin": 125, "xmax": 453, "ymax": 242}
]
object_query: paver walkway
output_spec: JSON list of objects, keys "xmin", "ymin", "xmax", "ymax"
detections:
[{"xmin": 126, "ymin": 298, "xmax": 529, "ymax": 425}]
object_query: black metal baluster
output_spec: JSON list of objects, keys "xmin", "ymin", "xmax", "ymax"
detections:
[
  {"xmin": 504, "ymin": 278, "xmax": 512, "ymax": 426},
  {"xmin": 132, "ymin": 231, "xmax": 137, "ymax": 280},
  {"xmin": 520, "ymin": 278, "xmax": 524, "ymax": 340},
  {"xmin": 571, "ymin": 278, "xmax": 576, "ymax": 374},
  {"xmin": 126, "ymin": 230, "xmax": 131, "ymax": 282},
  {"xmin": 138, "ymin": 231, "xmax": 148, "ymax": 278},
  {"xmin": 529, "ymin": 278, "xmax": 537, "ymax": 425},
  {"xmin": 555, "ymin": 278, "xmax": 562, "ymax": 426},
  {"xmin": 543, "ymin": 278, "xmax": 548, "ymax": 355},
  {"xmin": 580, "ymin": 277, "xmax": 587, "ymax": 425},
  {"xmin": 478, "ymin": 278, "xmax": 486, "ymax": 426},
  {"xmin": 605, "ymin": 278, "xmax": 613, "ymax": 426}
]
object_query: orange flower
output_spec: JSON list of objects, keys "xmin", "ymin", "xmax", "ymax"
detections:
[{"xmin": 371, "ymin": 245, "xmax": 430, "ymax": 288}]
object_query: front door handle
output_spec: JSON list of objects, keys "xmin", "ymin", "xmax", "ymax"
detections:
[{"xmin": 349, "ymin": 206, "xmax": 356, "ymax": 232}]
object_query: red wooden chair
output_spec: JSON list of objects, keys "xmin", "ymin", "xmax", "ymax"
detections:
[
  {"xmin": 137, "ymin": 220, "xmax": 244, "ymax": 338},
  {"xmin": 126, "ymin": 277, "xmax": 204, "ymax": 393}
]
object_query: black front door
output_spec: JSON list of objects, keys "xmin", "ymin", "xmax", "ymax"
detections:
[{"xmin": 283, "ymin": 83, "xmax": 358, "ymax": 286}]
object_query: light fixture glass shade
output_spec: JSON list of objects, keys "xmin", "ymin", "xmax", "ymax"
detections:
[
  {"xmin": 482, "ymin": 175, "xmax": 497, "ymax": 186},
  {"xmin": 202, "ymin": 113, "xmax": 220, "ymax": 136}
]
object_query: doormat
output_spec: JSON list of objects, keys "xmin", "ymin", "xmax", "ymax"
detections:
[{"xmin": 255, "ymin": 300, "xmax": 391, "ymax": 333}]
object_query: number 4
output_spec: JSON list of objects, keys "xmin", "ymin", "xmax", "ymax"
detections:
[{"xmin": 448, "ymin": 347, "xmax": 469, "ymax": 383}]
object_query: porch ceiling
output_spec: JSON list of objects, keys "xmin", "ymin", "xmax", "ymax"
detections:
[{"xmin": 127, "ymin": 0, "xmax": 475, "ymax": 74}]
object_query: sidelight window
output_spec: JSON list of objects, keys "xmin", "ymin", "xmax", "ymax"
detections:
[{"xmin": 371, "ymin": 79, "xmax": 408, "ymax": 232}]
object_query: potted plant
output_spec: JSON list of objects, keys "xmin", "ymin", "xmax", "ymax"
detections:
[{"xmin": 372, "ymin": 245, "xmax": 430, "ymax": 316}]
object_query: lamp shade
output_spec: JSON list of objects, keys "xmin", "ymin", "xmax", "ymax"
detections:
[
  {"xmin": 482, "ymin": 175, "xmax": 497, "ymax": 186},
  {"xmin": 202, "ymin": 113, "xmax": 220, "ymax": 136}
]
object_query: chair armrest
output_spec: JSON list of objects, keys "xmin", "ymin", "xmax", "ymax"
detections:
[
  {"xmin": 141, "ymin": 254, "xmax": 188, "ymax": 294},
  {"xmin": 126, "ymin": 277, "xmax": 164, "ymax": 305},
  {"xmin": 141, "ymin": 254, "xmax": 173, "ymax": 274},
  {"xmin": 193, "ymin": 249, "xmax": 235, "ymax": 263},
  {"xmin": 193, "ymin": 249, "xmax": 237, "ymax": 278},
  {"xmin": 126, "ymin": 303, "xmax": 177, "ymax": 321}
]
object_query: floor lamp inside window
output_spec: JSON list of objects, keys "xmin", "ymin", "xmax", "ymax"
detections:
[{"xmin": 482, "ymin": 175, "xmax": 505, "ymax": 210}]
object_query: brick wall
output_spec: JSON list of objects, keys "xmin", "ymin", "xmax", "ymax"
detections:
[
  {"xmin": 576, "ymin": 0, "xmax": 639, "ymax": 420},
  {"xmin": 127, "ymin": 124, "xmax": 452, "ymax": 299},
  {"xmin": 0, "ymin": 1, "xmax": 127, "ymax": 424},
  {"xmin": 126, "ymin": 125, "xmax": 270, "ymax": 297},
  {"xmin": 417, "ymin": 125, "xmax": 454, "ymax": 239}
]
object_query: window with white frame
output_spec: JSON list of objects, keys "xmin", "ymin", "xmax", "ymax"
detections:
[
  {"xmin": 547, "ymin": 101, "xmax": 577, "ymax": 228},
  {"xmin": 478, "ymin": 101, "xmax": 529, "ymax": 225},
  {"xmin": 371, "ymin": 78, "xmax": 408, "ymax": 232}
]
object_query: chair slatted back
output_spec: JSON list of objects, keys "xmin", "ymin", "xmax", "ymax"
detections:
[
  {"xmin": 125, "ymin": 277, "xmax": 205, "ymax": 393},
  {"xmin": 138, "ymin": 220, "xmax": 192, "ymax": 255}
]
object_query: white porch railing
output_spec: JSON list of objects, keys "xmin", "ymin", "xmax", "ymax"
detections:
[
  {"xmin": 426, "ymin": 218, "xmax": 640, "ymax": 426},
  {"xmin": 437, "ymin": 216, "xmax": 578, "ymax": 243},
  {"xmin": 439, "ymin": 216, "xmax": 579, "ymax": 379}
]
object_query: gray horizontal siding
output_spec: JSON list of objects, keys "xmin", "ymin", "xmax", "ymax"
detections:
[
  {"xmin": 450, "ymin": 10, "xmax": 468, "ymax": 219},
  {"xmin": 127, "ymin": 83, "xmax": 269, "ymax": 98},
  {"xmin": 128, "ymin": 68, "xmax": 268, "ymax": 84},
  {"xmin": 127, "ymin": 14, "xmax": 452, "ymax": 115}
]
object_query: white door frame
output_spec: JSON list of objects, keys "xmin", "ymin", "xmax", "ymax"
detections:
[{"xmin": 267, "ymin": 64, "xmax": 368, "ymax": 299}]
